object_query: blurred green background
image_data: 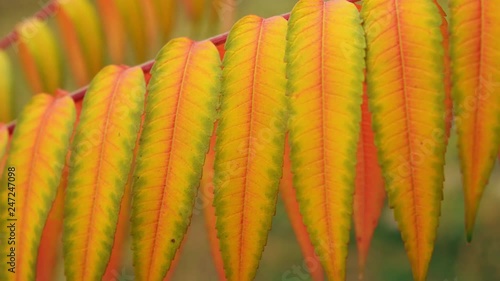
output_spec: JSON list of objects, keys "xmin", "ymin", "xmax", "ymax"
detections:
[{"xmin": 1, "ymin": 1, "xmax": 499, "ymax": 280}]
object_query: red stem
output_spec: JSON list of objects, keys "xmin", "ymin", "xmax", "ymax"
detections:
[{"xmin": 6, "ymin": 12, "xmax": 290, "ymax": 135}]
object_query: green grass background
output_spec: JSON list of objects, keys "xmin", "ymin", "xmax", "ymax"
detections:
[{"xmin": 1, "ymin": 1, "xmax": 499, "ymax": 280}]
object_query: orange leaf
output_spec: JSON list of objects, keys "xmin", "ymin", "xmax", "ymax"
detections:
[
  {"xmin": 353, "ymin": 90, "xmax": 385, "ymax": 274},
  {"xmin": 286, "ymin": 0, "xmax": 365, "ymax": 279}
]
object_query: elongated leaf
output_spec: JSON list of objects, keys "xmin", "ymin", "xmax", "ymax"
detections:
[
  {"xmin": 286, "ymin": 0, "xmax": 365, "ymax": 279},
  {"xmin": 214, "ymin": 15, "xmax": 288, "ymax": 281},
  {"xmin": 353, "ymin": 90, "xmax": 385, "ymax": 274},
  {"xmin": 96, "ymin": 0, "xmax": 126, "ymax": 63},
  {"xmin": 449, "ymin": 0, "xmax": 500, "ymax": 240},
  {"xmin": 0, "ymin": 93, "xmax": 75, "ymax": 281},
  {"xmin": 181, "ymin": 0, "xmax": 205, "ymax": 23},
  {"xmin": 201, "ymin": 131, "xmax": 227, "ymax": 281},
  {"xmin": 131, "ymin": 38, "xmax": 220, "ymax": 281},
  {"xmin": 362, "ymin": 0, "xmax": 447, "ymax": 280},
  {"xmin": 64, "ymin": 65, "xmax": 146, "ymax": 281},
  {"xmin": 16, "ymin": 18, "xmax": 61, "ymax": 95},
  {"xmin": 55, "ymin": 0, "xmax": 104, "ymax": 86},
  {"xmin": 280, "ymin": 138, "xmax": 324, "ymax": 281},
  {"xmin": 0, "ymin": 52, "xmax": 12, "ymax": 122}
]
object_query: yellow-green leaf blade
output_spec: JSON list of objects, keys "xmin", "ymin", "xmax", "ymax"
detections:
[
  {"xmin": 449, "ymin": 0, "xmax": 500, "ymax": 240},
  {"xmin": 64, "ymin": 65, "xmax": 146, "ymax": 281},
  {"xmin": 131, "ymin": 38, "xmax": 220, "ymax": 281}
]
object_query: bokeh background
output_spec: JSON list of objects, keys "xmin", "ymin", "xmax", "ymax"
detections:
[{"xmin": 1, "ymin": 1, "xmax": 499, "ymax": 280}]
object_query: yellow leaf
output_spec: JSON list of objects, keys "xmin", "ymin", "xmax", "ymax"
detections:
[
  {"xmin": 131, "ymin": 38, "xmax": 220, "ymax": 281},
  {"xmin": 449, "ymin": 0, "xmax": 500, "ymax": 240},
  {"xmin": 362, "ymin": 0, "xmax": 448, "ymax": 280},
  {"xmin": 64, "ymin": 65, "xmax": 146, "ymax": 281},
  {"xmin": 0, "ymin": 93, "xmax": 76, "ymax": 281},
  {"xmin": 214, "ymin": 15, "xmax": 288, "ymax": 281},
  {"xmin": 287, "ymin": 0, "xmax": 365, "ymax": 280},
  {"xmin": 16, "ymin": 18, "xmax": 62, "ymax": 95},
  {"xmin": 55, "ymin": 0, "xmax": 105, "ymax": 86}
]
